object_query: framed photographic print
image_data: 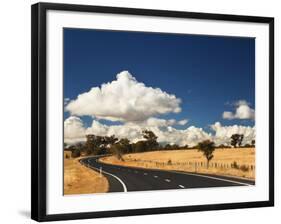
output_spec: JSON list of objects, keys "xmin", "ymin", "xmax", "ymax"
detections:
[{"xmin": 31, "ymin": 2, "xmax": 274, "ymax": 222}]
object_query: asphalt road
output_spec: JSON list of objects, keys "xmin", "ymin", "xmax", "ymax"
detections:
[{"xmin": 79, "ymin": 156, "xmax": 255, "ymax": 193}]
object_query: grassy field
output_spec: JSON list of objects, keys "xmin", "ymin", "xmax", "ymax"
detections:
[
  {"xmin": 64, "ymin": 152, "xmax": 109, "ymax": 195},
  {"xmin": 100, "ymin": 148, "xmax": 255, "ymax": 179}
]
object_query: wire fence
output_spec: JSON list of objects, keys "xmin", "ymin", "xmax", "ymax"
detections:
[{"xmin": 125, "ymin": 158, "xmax": 255, "ymax": 172}]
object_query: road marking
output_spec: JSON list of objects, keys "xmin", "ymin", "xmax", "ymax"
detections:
[
  {"xmin": 85, "ymin": 156, "xmax": 253, "ymax": 189},
  {"xmin": 144, "ymin": 173, "xmax": 148, "ymax": 175},
  {"xmin": 179, "ymin": 185, "xmax": 185, "ymax": 188},
  {"xmin": 154, "ymin": 175, "xmax": 158, "ymax": 178},
  {"xmin": 86, "ymin": 163, "xmax": 127, "ymax": 192},
  {"xmin": 172, "ymin": 171, "xmax": 252, "ymax": 186},
  {"xmin": 165, "ymin": 179, "xmax": 171, "ymax": 182}
]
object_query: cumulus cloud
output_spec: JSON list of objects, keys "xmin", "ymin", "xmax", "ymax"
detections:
[
  {"xmin": 66, "ymin": 71, "xmax": 181, "ymax": 122},
  {"xmin": 222, "ymin": 100, "xmax": 255, "ymax": 120},
  {"xmin": 85, "ymin": 119, "xmax": 210, "ymax": 147},
  {"xmin": 211, "ymin": 122, "xmax": 255, "ymax": 146},
  {"xmin": 64, "ymin": 98, "xmax": 70, "ymax": 105},
  {"xmin": 85, "ymin": 121, "xmax": 143, "ymax": 143},
  {"xmin": 178, "ymin": 119, "xmax": 188, "ymax": 126},
  {"xmin": 152, "ymin": 126, "xmax": 211, "ymax": 147},
  {"xmin": 64, "ymin": 75, "xmax": 255, "ymax": 147},
  {"xmin": 64, "ymin": 116, "xmax": 86, "ymax": 144},
  {"xmin": 135, "ymin": 117, "xmax": 177, "ymax": 127},
  {"xmin": 64, "ymin": 116, "xmax": 254, "ymax": 148}
]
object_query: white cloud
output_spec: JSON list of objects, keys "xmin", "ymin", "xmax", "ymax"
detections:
[
  {"xmin": 137, "ymin": 117, "xmax": 177, "ymax": 127},
  {"xmin": 211, "ymin": 122, "xmax": 255, "ymax": 146},
  {"xmin": 178, "ymin": 119, "xmax": 188, "ymax": 126},
  {"xmin": 64, "ymin": 98, "xmax": 70, "ymax": 105},
  {"xmin": 66, "ymin": 71, "xmax": 181, "ymax": 122},
  {"xmin": 64, "ymin": 116, "xmax": 86, "ymax": 144},
  {"xmin": 86, "ymin": 121, "xmax": 143, "ymax": 143},
  {"xmin": 222, "ymin": 100, "xmax": 255, "ymax": 120},
  {"xmin": 64, "ymin": 116, "xmax": 209, "ymax": 146},
  {"xmin": 65, "ymin": 117, "xmax": 255, "ymax": 147},
  {"xmin": 152, "ymin": 126, "xmax": 211, "ymax": 147},
  {"xmin": 85, "ymin": 120, "xmax": 210, "ymax": 147}
]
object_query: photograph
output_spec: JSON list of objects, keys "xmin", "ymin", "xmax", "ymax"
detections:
[{"xmin": 63, "ymin": 28, "xmax": 256, "ymax": 195}]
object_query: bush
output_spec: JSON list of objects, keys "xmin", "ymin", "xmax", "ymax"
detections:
[
  {"xmin": 71, "ymin": 149, "xmax": 81, "ymax": 158},
  {"xmin": 167, "ymin": 159, "xmax": 172, "ymax": 165},
  {"xmin": 231, "ymin": 161, "xmax": 239, "ymax": 169},
  {"xmin": 65, "ymin": 154, "xmax": 70, "ymax": 159},
  {"xmin": 240, "ymin": 165, "xmax": 249, "ymax": 172}
]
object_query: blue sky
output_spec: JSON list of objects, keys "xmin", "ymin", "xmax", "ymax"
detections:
[{"xmin": 64, "ymin": 28, "xmax": 255, "ymax": 132}]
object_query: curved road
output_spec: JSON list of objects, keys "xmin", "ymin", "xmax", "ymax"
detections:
[{"xmin": 80, "ymin": 156, "xmax": 255, "ymax": 193}]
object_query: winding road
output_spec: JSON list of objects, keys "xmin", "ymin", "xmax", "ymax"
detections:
[{"xmin": 79, "ymin": 156, "xmax": 255, "ymax": 193}]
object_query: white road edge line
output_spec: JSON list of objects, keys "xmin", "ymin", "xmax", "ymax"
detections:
[
  {"xmin": 165, "ymin": 179, "xmax": 171, "ymax": 182},
  {"xmin": 83, "ymin": 158, "xmax": 252, "ymax": 188},
  {"xmin": 154, "ymin": 175, "xmax": 158, "ymax": 178},
  {"xmin": 172, "ymin": 171, "xmax": 252, "ymax": 186},
  {"xmin": 82, "ymin": 160, "xmax": 128, "ymax": 192}
]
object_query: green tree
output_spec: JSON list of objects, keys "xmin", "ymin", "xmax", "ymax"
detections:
[
  {"xmin": 85, "ymin": 135, "xmax": 105, "ymax": 155},
  {"xmin": 132, "ymin": 141, "xmax": 147, "ymax": 153},
  {"xmin": 111, "ymin": 138, "xmax": 131, "ymax": 160},
  {"xmin": 230, "ymin": 134, "xmax": 244, "ymax": 148},
  {"xmin": 71, "ymin": 148, "xmax": 81, "ymax": 158},
  {"xmin": 251, "ymin": 139, "xmax": 255, "ymax": 147},
  {"xmin": 142, "ymin": 130, "xmax": 159, "ymax": 151},
  {"xmin": 197, "ymin": 140, "xmax": 215, "ymax": 168}
]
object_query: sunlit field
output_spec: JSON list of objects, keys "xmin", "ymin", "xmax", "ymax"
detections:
[{"xmin": 100, "ymin": 148, "xmax": 255, "ymax": 179}]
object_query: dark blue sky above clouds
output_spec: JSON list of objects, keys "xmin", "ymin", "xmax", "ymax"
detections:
[{"xmin": 63, "ymin": 28, "xmax": 255, "ymax": 130}]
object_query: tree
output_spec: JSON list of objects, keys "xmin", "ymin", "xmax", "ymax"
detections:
[
  {"xmin": 142, "ymin": 130, "xmax": 159, "ymax": 151},
  {"xmin": 197, "ymin": 140, "xmax": 215, "ymax": 168},
  {"xmin": 112, "ymin": 138, "xmax": 131, "ymax": 160},
  {"xmin": 85, "ymin": 135, "xmax": 106, "ymax": 155},
  {"xmin": 132, "ymin": 141, "xmax": 147, "ymax": 153},
  {"xmin": 105, "ymin": 135, "xmax": 118, "ymax": 147},
  {"xmin": 171, "ymin": 144, "xmax": 179, "ymax": 150},
  {"xmin": 71, "ymin": 148, "xmax": 81, "ymax": 158},
  {"xmin": 251, "ymin": 139, "xmax": 255, "ymax": 147},
  {"xmin": 230, "ymin": 134, "xmax": 244, "ymax": 148},
  {"xmin": 118, "ymin": 138, "xmax": 131, "ymax": 153},
  {"xmin": 164, "ymin": 144, "xmax": 172, "ymax": 150},
  {"xmin": 238, "ymin": 135, "xmax": 244, "ymax": 147}
]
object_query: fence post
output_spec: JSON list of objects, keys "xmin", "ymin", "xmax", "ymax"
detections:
[{"xmin": 99, "ymin": 167, "xmax": 102, "ymax": 177}]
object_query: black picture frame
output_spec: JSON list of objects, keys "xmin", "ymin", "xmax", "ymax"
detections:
[{"xmin": 31, "ymin": 2, "xmax": 274, "ymax": 222}]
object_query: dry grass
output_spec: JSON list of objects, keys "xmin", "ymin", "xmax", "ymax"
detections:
[
  {"xmin": 64, "ymin": 152, "xmax": 109, "ymax": 195},
  {"xmin": 100, "ymin": 148, "xmax": 255, "ymax": 180}
]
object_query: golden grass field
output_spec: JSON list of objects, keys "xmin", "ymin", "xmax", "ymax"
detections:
[
  {"xmin": 64, "ymin": 152, "xmax": 109, "ymax": 195},
  {"xmin": 100, "ymin": 148, "xmax": 255, "ymax": 179}
]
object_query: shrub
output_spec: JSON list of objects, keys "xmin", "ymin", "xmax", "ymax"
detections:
[
  {"xmin": 240, "ymin": 165, "xmax": 249, "ymax": 172},
  {"xmin": 231, "ymin": 161, "xmax": 239, "ymax": 169},
  {"xmin": 65, "ymin": 154, "xmax": 70, "ymax": 159},
  {"xmin": 71, "ymin": 149, "xmax": 81, "ymax": 158},
  {"xmin": 167, "ymin": 159, "xmax": 172, "ymax": 165}
]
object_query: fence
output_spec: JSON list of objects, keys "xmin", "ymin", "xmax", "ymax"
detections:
[{"xmin": 125, "ymin": 158, "xmax": 255, "ymax": 173}]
